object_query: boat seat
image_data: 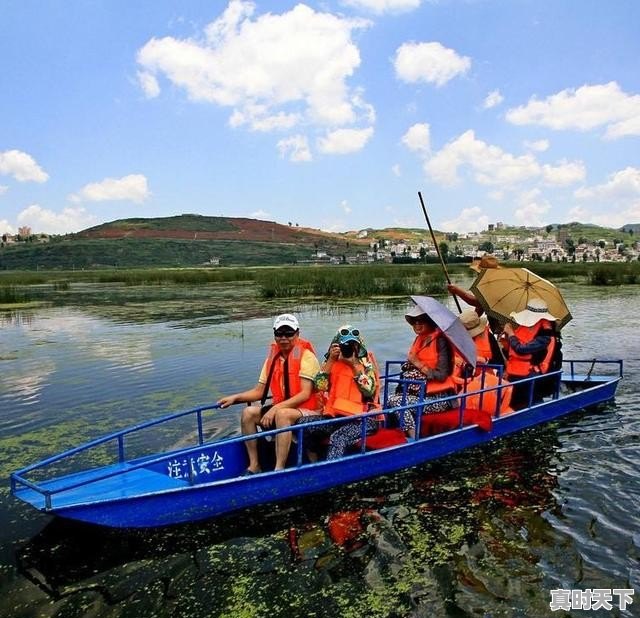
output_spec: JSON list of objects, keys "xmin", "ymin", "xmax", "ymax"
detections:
[
  {"xmin": 356, "ymin": 428, "xmax": 407, "ymax": 450},
  {"xmin": 420, "ymin": 407, "xmax": 492, "ymax": 437}
]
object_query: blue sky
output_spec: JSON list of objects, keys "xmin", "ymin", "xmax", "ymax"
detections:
[{"xmin": 1, "ymin": 0, "xmax": 639, "ymax": 235}]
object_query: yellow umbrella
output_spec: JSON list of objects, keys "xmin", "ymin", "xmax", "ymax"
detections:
[{"xmin": 470, "ymin": 267, "xmax": 572, "ymax": 329}]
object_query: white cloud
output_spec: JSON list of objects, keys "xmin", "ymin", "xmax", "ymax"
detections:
[
  {"xmin": 574, "ymin": 166, "xmax": 640, "ymax": 202},
  {"xmin": 340, "ymin": 199, "xmax": 352, "ymax": 214},
  {"xmin": 391, "ymin": 164, "xmax": 401, "ymax": 177},
  {"xmin": 440, "ymin": 207, "xmax": 489, "ymax": 233},
  {"xmin": 277, "ymin": 135, "xmax": 312, "ymax": 162},
  {"xmin": 137, "ymin": 2, "xmax": 373, "ymax": 132},
  {"xmin": 249, "ymin": 209, "xmax": 271, "ymax": 219},
  {"xmin": 566, "ymin": 202, "xmax": 640, "ymax": 229},
  {"xmin": 317, "ymin": 127, "xmax": 374, "ymax": 154},
  {"xmin": 394, "ymin": 41, "xmax": 471, "ymax": 87},
  {"xmin": 137, "ymin": 71, "xmax": 160, "ymax": 98},
  {"xmin": 425, "ymin": 130, "xmax": 540, "ymax": 186},
  {"xmin": 542, "ymin": 159, "xmax": 586, "ymax": 186},
  {"xmin": 424, "ymin": 130, "xmax": 584, "ymax": 191},
  {"xmin": 0, "ymin": 185, "xmax": 8, "ymax": 195},
  {"xmin": 513, "ymin": 189, "xmax": 551, "ymax": 227},
  {"xmin": 229, "ymin": 104, "xmax": 301, "ymax": 131},
  {"xmin": 506, "ymin": 82, "xmax": 640, "ymax": 139},
  {"xmin": 524, "ymin": 139, "xmax": 549, "ymax": 152},
  {"xmin": 401, "ymin": 123, "xmax": 430, "ymax": 153},
  {"xmin": 70, "ymin": 174, "xmax": 150, "ymax": 204},
  {"xmin": 0, "ymin": 149, "xmax": 49, "ymax": 183},
  {"xmin": 17, "ymin": 204, "xmax": 98, "ymax": 234},
  {"xmin": 341, "ymin": 0, "xmax": 421, "ymax": 14},
  {"xmin": 483, "ymin": 89, "xmax": 503, "ymax": 109},
  {"xmin": 1, "ymin": 219, "xmax": 15, "ymax": 235}
]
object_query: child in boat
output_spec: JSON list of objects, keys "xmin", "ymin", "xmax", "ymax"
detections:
[
  {"xmin": 296, "ymin": 325, "xmax": 380, "ymax": 460},
  {"xmin": 217, "ymin": 314, "xmax": 322, "ymax": 474}
]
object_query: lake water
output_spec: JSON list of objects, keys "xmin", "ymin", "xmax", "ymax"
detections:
[{"xmin": 0, "ymin": 282, "xmax": 639, "ymax": 617}]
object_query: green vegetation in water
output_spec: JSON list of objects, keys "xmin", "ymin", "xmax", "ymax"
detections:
[
  {"xmin": 0, "ymin": 285, "xmax": 31, "ymax": 304},
  {"xmin": 588, "ymin": 263, "xmax": 640, "ymax": 285},
  {"xmin": 257, "ymin": 265, "xmax": 446, "ymax": 298},
  {"xmin": 1, "ymin": 261, "xmax": 639, "ymax": 306}
]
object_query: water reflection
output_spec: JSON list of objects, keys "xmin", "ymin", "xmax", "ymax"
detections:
[
  {"xmin": 11, "ymin": 429, "xmax": 570, "ymax": 617},
  {"xmin": 1, "ymin": 283, "xmax": 639, "ymax": 617}
]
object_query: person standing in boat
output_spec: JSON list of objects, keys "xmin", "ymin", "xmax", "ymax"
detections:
[
  {"xmin": 388, "ymin": 306, "xmax": 457, "ymax": 437},
  {"xmin": 296, "ymin": 325, "xmax": 380, "ymax": 460},
  {"xmin": 502, "ymin": 298, "xmax": 561, "ymax": 410},
  {"xmin": 217, "ymin": 314, "xmax": 321, "ymax": 474},
  {"xmin": 448, "ymin": 255, "xmax": 509, "ymax": 335}
]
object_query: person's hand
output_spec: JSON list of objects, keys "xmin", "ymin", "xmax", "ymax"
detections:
[
  {"xmin": 261, "ymin": 405, "xmax": 279, "ymax": 428},
  {"xmin": 217, "ymin": 395, "xmax": 236, "ymax": 408},
  {"xmin": 327, "ymin": 343, "xmax": 341, "ymax": 361},
  {"xmin": 407, "ymin": 350, "xmax": 420, "ymax": 366},
  {"xmin": 503, "ymin": 323, "xmax": 515, "ymax": 337}
]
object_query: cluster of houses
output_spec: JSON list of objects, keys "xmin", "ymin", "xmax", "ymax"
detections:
[
  {"xmin": 308, "ymin": 226, "xmax": 640, "ymax": 265},
  {"xmin": 1, "ymin": 226, "xmax": 50, "ymax": 246}
]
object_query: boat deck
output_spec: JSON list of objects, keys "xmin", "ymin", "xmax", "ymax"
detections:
[{"xmin": 14, "ymin": 464, "xmax": 189, "ymax": 510}]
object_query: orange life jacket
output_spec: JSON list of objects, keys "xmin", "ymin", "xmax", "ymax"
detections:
[
  {"xmin": 324, "ymin": 352, "xmax": 381, "ymax": 417},
  {"xmin": 506, "ymin": 320, "xmax": 557, "ymax": 378},
  {"xmin": 266, "ymin": 338, "xmax": 320, "ymax": 410},
  {"xmin": 453, "ymin": 326, "xmax": 494, "ymax": 379},
  {"xmin": 461, "ymin": 371, "xmax": 514, "ymax": 415},
  {"xmin": 409, "ymin": 330, "xmax": 456, "ymax": 394}
]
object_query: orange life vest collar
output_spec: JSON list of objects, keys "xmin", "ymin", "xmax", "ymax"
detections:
[
  {"xmin": 409, "ymin": 330, "xmax": 456, "ymax": 394},
  {"xmin": 506, "ymin": 320, "xmax": 556, "ymax": 378},
  {"xmin": 266, "ymin": 338, "xmax": 320, "ymax": 409},
  {"xmin": 324, "ymin": 352, "xmax": 380, "ymax": 417}
]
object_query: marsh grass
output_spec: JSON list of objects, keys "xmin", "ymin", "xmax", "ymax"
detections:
[
  {"xmin": 589, "ymin": 263, "xmax": 640, "ymax": 285},
  {"xmin": 257, "ymin": 265, "xmax": 446, "ymax": 298},
  {"xmin": 0, "ymin": 286, "xmax": 31, "ymax": 303}
]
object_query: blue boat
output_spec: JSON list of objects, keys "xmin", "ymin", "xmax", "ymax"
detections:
[{"xmin": 10, "ymin": 359, "xmax": 623, "ymax": 529}]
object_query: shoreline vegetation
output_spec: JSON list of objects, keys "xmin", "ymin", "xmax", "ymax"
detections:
[{"xmin": 1, "ymin": 262, "xmax": 639, "ymax": 307}]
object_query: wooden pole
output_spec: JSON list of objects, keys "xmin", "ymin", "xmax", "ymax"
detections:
[{"xmin": 417, "ymin": 191, "xmax": 462, "ymax": 313}]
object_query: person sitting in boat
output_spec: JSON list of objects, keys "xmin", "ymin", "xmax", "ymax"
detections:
[
  {"xmin": 387, "ymin": 305, "xmax": 457, "ymax": 437},
  {"xmin": 502, "ymin": 298, "xmax": 561, "ymax": 410},
  {"xmin": 217, "ymin": 313, "xmax": 322, "ymax": 474},
  {"xmin": 296, "ymin": 325, "xmax": 380, "ymax": 460},
  {"xmin": 453, "ymin": 309, "xmax": 505, "ymax": 380}
]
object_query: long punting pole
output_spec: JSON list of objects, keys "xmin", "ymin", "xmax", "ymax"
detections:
[{"xmin": 417, "ymin": 191, "xmax": 462, "ymax": 313}]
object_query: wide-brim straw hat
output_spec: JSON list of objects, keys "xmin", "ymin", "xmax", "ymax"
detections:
[
  {"xmin": 459, "ymin": 309, "xmax": 487, "ymax": 338},
  {"xmin": 469, "ymin": 255, "xmax": 501, "ymax": 272},
  {"xmin": 510, "ymin": 297, "xmax": 558, "ymax": 327}
]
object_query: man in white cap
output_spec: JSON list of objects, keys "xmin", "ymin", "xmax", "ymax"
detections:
[
  {"xmin": 218, "ymin": 314, "xmax": 321, "ymax": 474},
  {"xmin": 502, "ymin": 297, "xmax": 561, "ymax": 409}
]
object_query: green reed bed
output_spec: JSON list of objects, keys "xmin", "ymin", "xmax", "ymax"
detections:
[
  {"xmin": 589, "ymin": 262, "xmax": 640, "ymax": 285},
  {"xmin": 257, "ymin": 265, "xmax": 446, "ymax": 298},
  {"xmin": 92, "ymin": 268, "xmax": 257, "ymax": 286},
  {"xmin": 0, "ymin": 267, "xmax": 257, "ymax": 287},
  {"xmin": 0, "ymin": 286, "xmax": 31, "ymax": 304}
]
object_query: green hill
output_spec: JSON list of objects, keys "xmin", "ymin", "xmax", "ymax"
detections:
[
  {"xmin": 1, "ymin": 215, "xmax": 636, "ymax": 271},
  {"xmin": 0, "ymin": 215, "xmax": 366, "ymax": 270}
]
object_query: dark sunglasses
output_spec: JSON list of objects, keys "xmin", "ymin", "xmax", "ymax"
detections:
[
  {"xmin": 339, "ymin": 327, "xmax": 360, "ymax": 337},
  {"xmin": 274, "ymin": 329, "xmax": 297, "ymax": 338}
]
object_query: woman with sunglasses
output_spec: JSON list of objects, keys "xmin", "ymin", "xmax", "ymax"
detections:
[
  {"xmin": 296, "ymin": 325, "xmax": 380, "ymax": 460},
  {"xmin": 217, "ymin": 313, "xmax": 322, "ymax": 474},
  {"xmin": 387, "ymin": 306, "xmax": 457, "ymax": 437}
]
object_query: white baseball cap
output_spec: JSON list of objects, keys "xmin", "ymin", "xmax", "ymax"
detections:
[{"xmin": 273, "ymin": 314, "xmax": 299, "ymax": 331}]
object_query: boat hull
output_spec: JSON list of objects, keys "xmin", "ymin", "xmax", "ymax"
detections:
[{"xmin": 12, "ymin": 374, "xmax": 620, "ymax": 528}]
